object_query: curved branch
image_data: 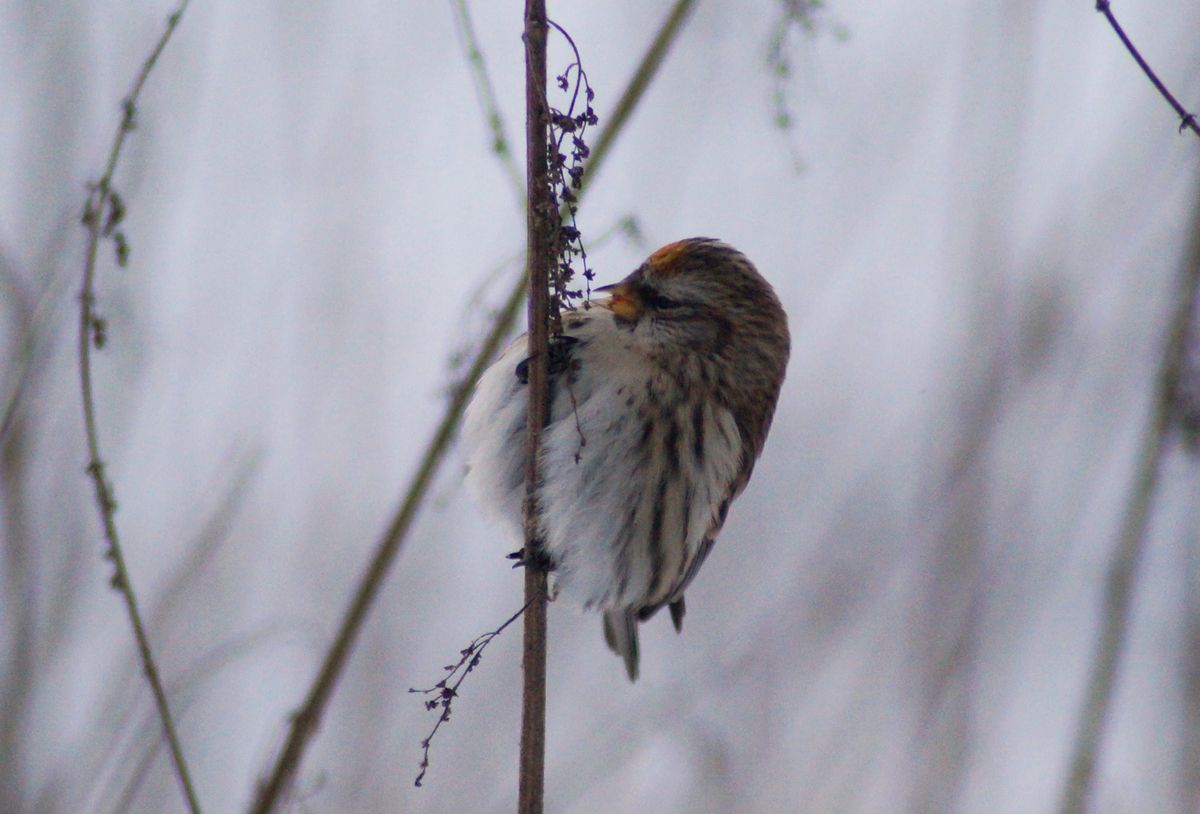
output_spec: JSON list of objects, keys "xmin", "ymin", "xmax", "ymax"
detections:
[
  {"xmin": 1095, "ymin": 1, "xmax": 1200, "ymax": 139},
  {"xmin": 77, "ymin": 3, "xmax": 201, "ymax": 814}
]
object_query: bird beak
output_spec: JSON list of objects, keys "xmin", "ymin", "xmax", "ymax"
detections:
[{"xmin": 595, "ymin": 281, "xmax": 641, "ymax": 322}]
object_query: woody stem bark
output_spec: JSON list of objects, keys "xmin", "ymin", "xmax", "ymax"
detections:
[{"xmin": 519, "ymin": 1, "xmax": 553, "ymax": 812}]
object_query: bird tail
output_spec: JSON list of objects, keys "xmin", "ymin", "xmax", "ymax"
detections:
[{"xmin": 602, "ymin": 609, "xmax": 640, "ymax": 682}]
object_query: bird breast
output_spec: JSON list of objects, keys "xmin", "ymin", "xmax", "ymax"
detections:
[{"xmin": 463, "ymin": 308, "xmax": 743, "ymax": 611}]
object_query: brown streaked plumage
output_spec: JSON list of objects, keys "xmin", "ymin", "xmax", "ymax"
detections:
[{"xmin": 463, "ymin": 238, "xmax": 790, "ymax": 680}]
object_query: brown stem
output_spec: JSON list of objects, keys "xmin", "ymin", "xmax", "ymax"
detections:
[
  {"xmin": 244, "ymin": 275, "xmax": 521, "ymax": 812},
  {"xmin": 519, "ymin": 2, "xmax": 553, "ymax": 812},
  {"xmin": 247, "ymin": 3, "xmax": 699, "ymax": 809},
  {"xmin": 77, "ymin": 4, "xmax": 201, "ymax": 814}
]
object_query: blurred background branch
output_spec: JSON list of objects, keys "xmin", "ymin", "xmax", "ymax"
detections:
[
  {"xmin": 1058, "ymin": 181, "xmax": 1200, "ymax": 814},
  {"xmin": 75, "ymin": 3, "xmax": 200, "ymax": 813},
  {"xmin": 449, "ymin": 0, "xmax": 525, "ymax": 204}
]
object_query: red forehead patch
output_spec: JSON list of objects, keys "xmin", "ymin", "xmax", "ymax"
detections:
[{"xmin": 646, "ymin": 240, "xmax": 694, "ymax": 276}]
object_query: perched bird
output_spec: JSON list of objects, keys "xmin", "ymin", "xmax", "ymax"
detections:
[{"xmin": 462, "ymin": 238, "xmax": 789, "ymax": 680}]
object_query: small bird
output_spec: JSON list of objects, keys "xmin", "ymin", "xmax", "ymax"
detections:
[{"xmin": 462, "ymin": 238, "xmax": 790, "ymax": 680}]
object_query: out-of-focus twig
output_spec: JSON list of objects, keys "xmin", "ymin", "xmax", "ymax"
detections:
[
  {"xmin": 73, "ymin": 455, "xmax": 256, "ymax": 812},
  {"xmin": 247, "ymin": 261, "xmax": 526, "ymax": 814},
  {"xmin": 65, "ymin": 456, "xmax": 260, "ymax": 814},
  {"xmin": 106, "ymin": 621, "xmax": 314, "ymax": 814},
  {"xmin": 76, "ymin": 4, "xmax": 200, "ymax": 814},
  {"xmin": 1095, "ymin": 0, "xmax": 1200, "ymax": 140},
  {"xmin": 246, "ymin": 3, "xmax": 699, "ymax": 810},
  {"xmin": 0, "ymin": 347, "xmax": 35, "ymax": 814},
  {"xmin": 449, "ymin": 0, "xmax": 525, "ymax": 204},
  {"xmin": 0, "ymin": 234, "xmax": 73, "ymax": 447},
  {"xmin": 1058, "ymin": 186, "xmax": 1200, "ymax": 814},
  {"xmin": 586, "ymin": 0, "xmax": 696, "ymax": 173}
]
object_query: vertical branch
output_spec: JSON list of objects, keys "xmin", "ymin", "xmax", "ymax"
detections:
[
  {"xmin": 449, "ymin": 0, "xmax": 525, "ymax": 205},
  {"xmin": 519, "ymin": 2, "xmax": 553, "ymax": 812},
  {"xmin": 77, "ymin": 4, "xmax": 201, "ymax": 814},
  {"xmin": 248, "ymin": 3, "xmax": 698, "ymax": 809},
  {"xmin": 583, "ymin": 0, "xmax": 695, "ymax": 186},
  {"xmin": 1058, "ymin": 189, "xmax": 1200, "ymax": 814}
]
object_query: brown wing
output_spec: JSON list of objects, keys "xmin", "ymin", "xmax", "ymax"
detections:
[{"xmin": 637, "ymin": 423, "xmax": 758, "ymax": 631}]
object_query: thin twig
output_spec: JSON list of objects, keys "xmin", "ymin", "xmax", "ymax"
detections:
[
  {"xmin": 106, "ymin": 622, "xmax": 308, "ymax": 814},
  {"xmin": 1, "ymin": 292, "xmax": 37, "ymax": 814},
  {"xmin": 76, "ymin": 3, "xmax": 200, "ymax": 814},
  {"xmin": 246, "ymin": 4, "xmax": 699, "ymax": 810},
  {"xmin": 1095, "ymin": 1, "xmax": 1200, "ymax": 139},
  {"xmin": 246, "ymin": 267, "xmax": 526, "ymax": 814},
  {"xmin": 585, "ymin": 0, "xmax": 697, "ymax": 176},
  {"xmin": 1057, "ymin": 186, "xmax": 1200, "ymax": 814},
  {"xmin": 542, "ymin": 18, "xmax": 599, "ymax": 313},
  {"xmin": 0, "ymin": 229, "xmax": 74, "ymax": 447},
  {"xmin": 449, "ymin": 0, "xmax": 525, "ymax": 204},
  {"xmin": 409, "ymin": 599, "xmax": 535, "ymax": 787}
]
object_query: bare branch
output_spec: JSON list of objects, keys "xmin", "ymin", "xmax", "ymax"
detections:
[
  {"xmin": 76, "ymin": 3, "xmax": 201, "ymax": 814},
  {"xmin": 1057, "ymin": 186, "xmax": 1200, "ymax": 813},
  {"xmin": 1095, "ymin": 1, "xmax": 1200, "ymax": 139},
  {"xmin": 518, "ymin": 2, "xmax": 554, "ymax": 811},
  {"xmin": 246, "ymin": 270, "xmax": 526, "ymax": 814},
  {"xmin": 449, "ymin": 0, "xmax": 525, "ymax": 204},
  {"xmin": 585, "ymin": 0, "xmax": 696, "ymax": 181},
  {"xmin": 246, "ymin": 4, "xmax": 699, "ymax": 810},
  {"xmin": 0, "ymin": 233, "xmax": 73, "ymax": 447},
  {"xmin": 409, "ymin": 599, "xmax": 534, "ymax": 787}
]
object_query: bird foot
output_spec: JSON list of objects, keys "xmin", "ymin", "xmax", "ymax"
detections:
[
  {"xmin": 514, "ymin": 335, "xmax": 580, "ymax": 383},
  {"xmin": 507, "ymin": 547, "xmax": 555, "ymax": 572}
]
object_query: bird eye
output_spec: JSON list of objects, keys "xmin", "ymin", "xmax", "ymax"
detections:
[{"xmin": 643, "ymin": 290, "xmax": 682, "ymax": 310}]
